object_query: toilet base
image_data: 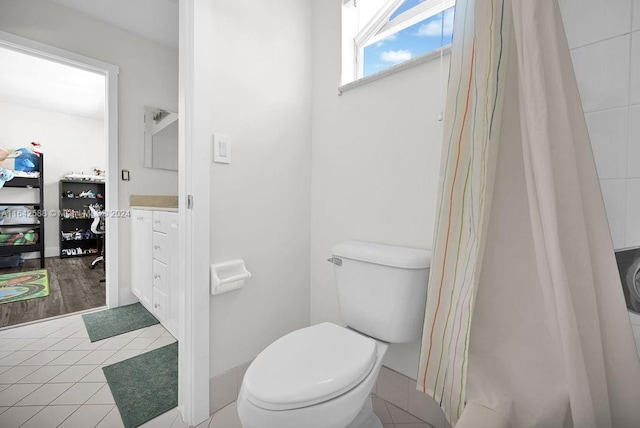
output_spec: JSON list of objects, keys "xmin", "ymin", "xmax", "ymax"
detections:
[{"xmin": 345, "ymin": 397, "xmax": 383, "ymax": 428}]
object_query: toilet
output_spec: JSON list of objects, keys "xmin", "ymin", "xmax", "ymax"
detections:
[
  {"xmin": 237, "ymin": 241, "xmax": 431, "ymax": 428},
  {"xmin": 614, "ymin": 248, "xmax": 640, "ymax": 357},
  {"xmin": 625, "ymin": 253, "xmax": 640, "ymax": 357}
]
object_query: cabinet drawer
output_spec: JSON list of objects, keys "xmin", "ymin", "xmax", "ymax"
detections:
[
  {"xmin": 152, "ymin": 232, "xmax": 168, "ymax": 263},
  {"xmin": 153, "ymin": 259, "xmax": 168, "ymax": 293},
  {"xmin": 153, "ymin": 211, "xmax": 168, "ymax": 233},
  {"xmin": 153, "ymin": 287, "xmax": 167, "ymax": 323}
]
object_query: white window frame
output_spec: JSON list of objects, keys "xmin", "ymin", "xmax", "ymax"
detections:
[{"xmin": 342, "ymin": 0, "xmax": 455, "ymax": 84}]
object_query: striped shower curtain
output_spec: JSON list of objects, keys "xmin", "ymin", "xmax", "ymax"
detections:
[
  {"xmin": 418, "ymin": 0, "xmax": 640, "ymax": 427},
  {"xmin": 417, "ymin": 0, "xmax": 508, "ymax": 423}
]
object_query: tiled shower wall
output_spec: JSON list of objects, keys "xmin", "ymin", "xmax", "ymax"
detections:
[{"xmin": 559, "ymin": 0, "xmax": 640, "ymax": 249}]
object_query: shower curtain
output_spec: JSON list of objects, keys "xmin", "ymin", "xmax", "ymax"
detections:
[{"xmin": 417, "ymin": 0, "xmax": 640, "ymax": 427}]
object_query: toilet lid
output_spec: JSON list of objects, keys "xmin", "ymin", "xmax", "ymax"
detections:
[{"xmin": 243, "ymin": 322, "xmax": 377, "ymax": 411}]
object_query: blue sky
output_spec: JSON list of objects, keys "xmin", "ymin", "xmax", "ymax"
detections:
[
  {"xmin": 390, "ymin": 0, "xmax": 426, "ymax": 19},
  {"xmin": 363, "ymin": 5, "xmax": 454, "ymax": 77}
]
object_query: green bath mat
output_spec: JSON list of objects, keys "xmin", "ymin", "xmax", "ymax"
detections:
[
  {"xmin": 82, "ymin": 302, "xmax": 159, "ymax": 342},
  {"xmin": 0, "ymin": 269, "xmax": 49, "ymax": 304},
  {"xmin": 104, "ymin": 342, "xmax": 178, "ymax": 428}
]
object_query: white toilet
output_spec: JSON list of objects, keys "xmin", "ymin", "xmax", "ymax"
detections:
[
  {"xmin": 237, "ymin": 241, "xmax": 431, "ymax": 428},
  {"xmin": 621, "ymin": 253, "xmax": 640, "ymax": 357}
]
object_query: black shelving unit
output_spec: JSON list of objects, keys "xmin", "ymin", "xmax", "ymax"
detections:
[
  {"xmin": 0, "ymin": 154, "xmax": 45, "ymax": 268},
  {"xmin": 59, "ymin": 179, "xmax": 105, "ymax": 258}
]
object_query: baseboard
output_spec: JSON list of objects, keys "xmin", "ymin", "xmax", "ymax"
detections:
[
  {"xmin": 375, "ymin": 366, "xmax": 448, "ymax": 428},
  {"xmin": 45, "ymin": 246, "xmax": 59, "ymax": 258},
  {"xmin": 118, "ymin": 288, "xmax": 139, "ymax": 307},
  {"xmin": 209, "ymin": 360, "xmax": 252, "ymax": 414},
  {"xmin": 209, "ymin": 361, "xmax": 447, "ymax": 427}
]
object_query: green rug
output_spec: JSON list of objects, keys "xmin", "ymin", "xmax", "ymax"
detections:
[
  {"xmin": 0, "ymin": 269, "xmax": 49, "ymax": 304},
  {"xmin": 104, "ymin": 342, "xmax": 178, "ymax": 428},
  {"xmin": 82, "ymin": 303, "xmax": 159, "ymax": 342}
]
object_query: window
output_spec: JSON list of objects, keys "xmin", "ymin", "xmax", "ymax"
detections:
[{"xmin": 342, "ymin": 0, "xmax": 455, "ymax": 84}]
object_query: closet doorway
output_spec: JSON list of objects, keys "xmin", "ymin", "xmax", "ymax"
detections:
[{"xmin": 0, "ymin": 32, "xmax": 119, "ymax": 328}]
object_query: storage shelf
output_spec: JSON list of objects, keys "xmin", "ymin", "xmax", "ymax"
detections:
[
  {"xmin": 0, "ymin": 243, "xmax": 43, "ymax": 254},
  {"xmin": 0, "ymin": 203, "xmax": 41, "ymax": 206},
  {"xmin": 60, "ymin": 252, "xmax": 99, "ymax": 259},
  {"xmin": 60, "ymin": 179, "xmax": 105, "ymax": 184},
  {"xmin": 4, "ymin": 177, "xmax": 40, "ymax": 188},
  {"xmin": 59, "ymin": 179, "xmax": 104, "ymax": 259},
  {"xmin": 61, "ymin": 237, "xmax": 98, "ymax": 242},
  {"xmin": 0, "ymin": 154, "xmax": 44, "ymax": 269}
]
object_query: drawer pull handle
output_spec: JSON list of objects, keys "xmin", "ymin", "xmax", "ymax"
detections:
[
  {"xmin": 155, "ymin": 220, "xmax": 161, "ymax": 224},
  {"xmin": 154, "ymin": 274, "xmax": 161, "ymax": 279},
  {"xmin": 154, "ymin": 303, "xmax": 159, "ymax": 308},
  {"xmin": 154, "ymin": 245, "xmax": 161, "ymax": 250}
]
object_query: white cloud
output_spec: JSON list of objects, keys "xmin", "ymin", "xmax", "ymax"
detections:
[
  {"xmin": 416, "ymin": 10, "xmax": 454, "ymax": 37},
  {"xmin": 380, "ymin": 49, "xmax": 413, "ymax": 64},
  {"xmin": 417, "ymin": 20, "xmax": 441, "ymax": 37}
]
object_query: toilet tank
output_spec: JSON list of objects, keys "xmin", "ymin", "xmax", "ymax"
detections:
[{"xmin": 330, "ymin": 241, "xmax": 431, "ymax": 343}]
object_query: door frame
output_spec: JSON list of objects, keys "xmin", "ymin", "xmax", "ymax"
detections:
[
  {"xmin": 0, "ymin": 31, "xmax": 120, "ymax": 308},
  {"xmin": 0, "ymin": 25, "xmax": 213, "ymax": 427},
  {"xmin": 177, "ymin": 0, "xmax": 211, "ymax": 424}
]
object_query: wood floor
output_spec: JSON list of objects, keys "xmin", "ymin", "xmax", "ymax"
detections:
[{"xmin": 0, "ymin": 256, "xmax": 105, "ymax": 328}]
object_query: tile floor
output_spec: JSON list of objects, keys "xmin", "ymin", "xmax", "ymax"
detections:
[
  {"xmin": 186, "ymin": 397, "xmax": 434, "ymax": 428},
  {"xmin": 0, "ymin": 311, "xmax": 177, "ymax": 428},
  {"xmin": 0, "ymin": 311, "xmax": 433, "ymax": 428}
]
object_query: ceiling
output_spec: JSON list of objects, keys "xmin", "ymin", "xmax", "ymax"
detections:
[
  {"xmin": 0, "ymin": 46, "xmax": 105, "ymax": 120},
  {"xmin": 51, "ymin": 0, "xmax": 179, "ymax": 50}
]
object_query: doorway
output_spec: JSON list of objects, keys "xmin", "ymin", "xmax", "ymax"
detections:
[{"xmin": 0, "ymin": 31, "xmax": 119, "ymax": 327}]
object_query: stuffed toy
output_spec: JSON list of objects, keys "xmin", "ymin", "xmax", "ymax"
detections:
[
  {"xmin": 0, "ymin": 168, "xmax": 14, "ymax": 188},
  {"xmin": 3, "ymin": 142, "xmax": 42, "ymax": 172},
  {"xmin": 5, "ymin": 147, "xmax": 38, "ymax": 172},
  {"xmin": 0, "ymin": 148, "xmax": 13, "ymax": 188}
]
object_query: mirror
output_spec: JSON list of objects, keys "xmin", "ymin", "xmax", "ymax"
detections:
[{"xmin": 144, "ymin": 106, "xmax": 178, "ymax": 171}]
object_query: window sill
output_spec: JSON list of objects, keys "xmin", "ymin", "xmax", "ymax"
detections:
[{"xmin": 338, "ymin": 45, "xmax": 451, "ymax": 95}]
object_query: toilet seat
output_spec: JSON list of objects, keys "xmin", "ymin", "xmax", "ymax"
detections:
[{"xmin": 243, "ymin": 322, "xmax": 377, "ymax": 411}]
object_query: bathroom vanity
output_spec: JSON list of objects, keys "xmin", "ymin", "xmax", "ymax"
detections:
[{"xmin": 130, "ymin": 206, "xmax": 179, "ymax": 338}]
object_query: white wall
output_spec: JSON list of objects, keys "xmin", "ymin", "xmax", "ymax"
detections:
[
  {"xmin": 310, "ymin": 0, "xmax": 447, "ymax": 379},
  {"xmin": 0, "ymin": 0, "xmax": 178, "ymax": 303},
  {"xmin": 0, "ymin": 102, "xmax": 104, "ymax": 257},
  {"xmin": 207, "ymin": 0, "xmax": 312, "ymax": 377},
  {"xmin": 558, "ymin": 0, "xmax": 640, "ymax": 249}
]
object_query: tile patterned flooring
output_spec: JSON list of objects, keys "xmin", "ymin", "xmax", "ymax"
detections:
[
  {"xmin": 0, "ymin": 311, "xmax": 177, "ymax": 428},
  {"xmin": 0, "ymin": 311, "xmax": 433, "ymax": 427}
]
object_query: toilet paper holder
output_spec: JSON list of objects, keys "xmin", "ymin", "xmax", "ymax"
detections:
[{"xmin": 210, "ymin": 259, "xmax": 251, "ymax": 296}]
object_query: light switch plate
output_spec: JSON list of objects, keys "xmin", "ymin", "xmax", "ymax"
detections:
[{"xmin": 213, "ymin": 133, "xmax": 232, "ymax": 164}]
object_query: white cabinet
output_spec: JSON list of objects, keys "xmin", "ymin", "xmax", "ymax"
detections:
[
  {"xmin": 131, "ymin": 209, "xmax": 152, "ymax": 310},
  {"xmin": 131, "ymin": 208, "xmax": 179, "ymax": 339}
]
